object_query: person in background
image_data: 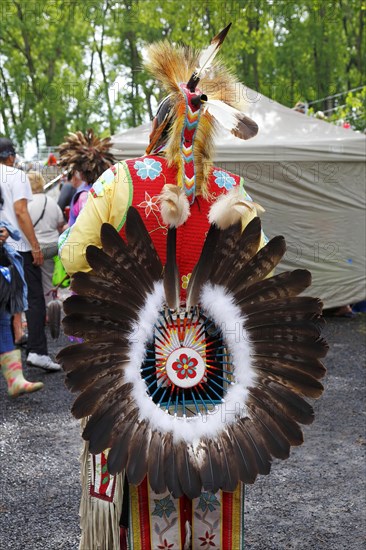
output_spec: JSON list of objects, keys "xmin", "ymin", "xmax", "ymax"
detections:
[
  {"xmin": 57, "ymin": 173, "xmax": 76, "ymax": 220},
  {"xmin": 0, "ymin": 220, "xmax": 44, "ymax": 397},
  {"xmin": 58, "ymin": 129, "xmax": 115, "ymax": 228},
  {"xmin": 12, "ymin": 311, "xmax": 27, "ymax": 346},
  {"xmin": 27, "ymin": 171, "xmax": 65, "ymax": 305},
  {"xmin": 57, "ymin": 130, "xmax": 115, "ymax": 347},
  {"xmin": 46, "ymin": 153, "xmax": 58, "ymax": 166},
  {"xmin": 0, "ymin": 138, "xmax": 60, "ymax": 372},
  {"xmin": 66, "ymin": 170, "xmax": 89, "ymax": 226},
  {"xmin": 293, "ymin": 100, "xmax": 308, "ymax": 114}
]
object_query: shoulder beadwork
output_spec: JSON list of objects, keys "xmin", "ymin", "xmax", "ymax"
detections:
[{"xmin": 90, "ymin": 162, "xmax": 121, "ymax": 198}]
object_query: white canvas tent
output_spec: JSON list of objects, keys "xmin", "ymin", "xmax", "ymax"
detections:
[{"xmin": 111, "ymin": 90, "xmax": 366, "ymax": 309}]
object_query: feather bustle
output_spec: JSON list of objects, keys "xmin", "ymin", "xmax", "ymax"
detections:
[
  {"xmin": 58, "ymin": 184, "xmax": 328, "ymax": 495},
  {"xmin": 226, "ymin": 424, "xmax": 258, "ymax": 484},
  {"xmin": 125, "ymin": 207, "xmax": 163, "ymax": 282},
  {"xmin": 257, "ymin": 380, "xmax": 315, "ymax": 425},
  {"xmin": 107, "ymin": 409, "xmax": 139, "ymax": 475},
  {"xmin": 70, "ymin": 272, "xmax": 145, "ymax": 309},
  {"xmin": 196, "ymin": 439, "xmax": 222, "ymax": 494},
  {"xmin": 237, "ymin": 418, "xmax": 272, "ymax": 475},
  {"xmin": 246, "ymin": 403, "xmax": 291, "ymax": 460},
  {"xmin": 57, "ymin": 342, "xmax": 128, "ymax": 371},
  {"xmin": 218, "ymin": 433, "xmax": 239, "ymax": 491},
  {"xmin": 253, "ymin": 357, "xmax": 325, "ymax": 398},
  {"xmin": 164, "ymin": 434, "xmax": 183, "ymax": 498},
  {"xmin": 236, "ymin": 269, "xmax": 312, "ymax": 306},
  {"xmin": 65, "ymin": 358, "xmax": 129, "ymax": 393},
  {"xmin": 176, "ymin": 442, "xmax": 202, "ymax": 499},
  {"xmin": 249, "ymin": 386, "xmax": 304, "ymax": 446},
  {"xmin": 86, "ymin": 244, "xmax": 153, "ymax": 297},
  {"xmin": 63, "ymin": 294, "xmax": 139, "ymax": 326},
  {"xmin": 148, "ymin": 431, "xmax": 166, "ymax": 494},
  {"xmin": 126, "ymin": 420, "xmax": 152, "ymax": 486},
  {"xmin": 228, "ymin": 236, "xmax": 287, "ymax": 295},
  {"xmin": 62, "ymin": 313, "xmax": 127, "ymax": 340},
  {"xmin": 71, "ymin": 371, "xmax": 129, "ymax": 418},
  {"xmin": 186, "ymin": 224, "xmax": 220, "ymax": 308},
  {"xmin": 210, "ymin": 217, "xmax": 261, "ymax": 286}
]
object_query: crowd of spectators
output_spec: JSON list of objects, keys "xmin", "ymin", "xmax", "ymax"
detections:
[{"xmin": 0, "ymin": 138, "xmax": 78, "ymax": 397}]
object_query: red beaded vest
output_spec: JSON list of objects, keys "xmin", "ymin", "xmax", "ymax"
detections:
[{"xmin": 121, "ymin": 155, "xmax": 241, "ymax": 297}]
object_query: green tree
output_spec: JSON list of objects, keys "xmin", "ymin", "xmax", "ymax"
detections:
[
  {"xmin": 0, "ymin": 0, "xmax": 364, "ymax": 149},
  {"xmin": 0, "ymin": 0, "xmax": 91, "ymax": 146},
  {"xmin": 329, "ymin": 88, "xmax": 366, "ymax": 131}
]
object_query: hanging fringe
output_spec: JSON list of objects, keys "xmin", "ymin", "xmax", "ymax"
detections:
[{"xmin": 79, "ymin": 419, "xmax": 124, "ymax": 550}]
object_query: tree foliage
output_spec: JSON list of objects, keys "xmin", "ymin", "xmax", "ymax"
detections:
[
  {"xmin": 328, "ymin": 88, "xmax": 366, "ymax": 131},
  {"xmin": 0, "ymin": 0, "xmax": 364, "ymax": 148}
]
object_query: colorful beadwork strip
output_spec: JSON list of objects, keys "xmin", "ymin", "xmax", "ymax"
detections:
[{"xmin": 179, "ymin": 83, "xmax": 202, "ymax": 205}]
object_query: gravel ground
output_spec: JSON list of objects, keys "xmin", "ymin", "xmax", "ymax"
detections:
[{"xmin": 0, "ymin": 315, "xmax": 365, "ymax": 550}]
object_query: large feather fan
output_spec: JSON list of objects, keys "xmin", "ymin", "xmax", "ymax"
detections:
[
  {"xmin": 58, "ymin": 129, "xmax": 115, "ymax": 184},
  {"xmin": 58, "ymin": 207, "xmax": 327, "ymax": 499}
]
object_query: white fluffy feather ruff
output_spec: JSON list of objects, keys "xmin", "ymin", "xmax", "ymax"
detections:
[
  {"xmin": 200, "ymin": 283, "xmax": 255, "ymax": 392},
  {"xmin": 159, "ymin": 184, "xmax": 190, "ymax": 227},
  {"xmin": 208, "ymin": 187, "xmax": 265, "ymax": 229},
  {"xmin": 125, "ymin": 281, "xmax": 256, "ymax": 444}
]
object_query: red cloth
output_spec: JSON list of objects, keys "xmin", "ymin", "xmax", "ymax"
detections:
[{"xmin": 123, "ymin": 156, "xmax": 241, "ymax": 298}]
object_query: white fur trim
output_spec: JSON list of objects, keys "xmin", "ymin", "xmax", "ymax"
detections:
[
  {"xmin": 159, "ymin": 184, "xmax": 190, "ymax": 227},
  {"xmin": 208, "ymin": 187, "xmax": 265, "ymax": 229},
  {"xmin": 200, "ymin": 283, "xmax": 255, "ymax": 391},
  {"xmin": 125, "ymin": 281, "xmax": 255, "ymax": 444},
  {"xmin": 125, "ymin": 280, "xmax": 165, "ymax": 386}
]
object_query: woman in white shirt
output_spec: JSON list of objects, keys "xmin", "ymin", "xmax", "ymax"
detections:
[{"xmin": 27, "ymin": 171, "xmax": 65, "ymax": 305}]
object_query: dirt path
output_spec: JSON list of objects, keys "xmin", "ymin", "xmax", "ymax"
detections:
[{"xmin": 0, "ymin": 316, "xmax": 365, "ymax": 549}]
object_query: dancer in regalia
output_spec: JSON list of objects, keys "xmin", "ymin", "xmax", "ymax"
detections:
[
  {"xmin": 59, "ymin": 24, "xmax": 327, "ymax": 550},
  {"xmin": 58, "ymin": 129, "xmax": 115, "ymax": 227}
]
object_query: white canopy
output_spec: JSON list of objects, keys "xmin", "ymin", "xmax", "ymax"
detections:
[{"xmin": 111, "ymin": 90, "xmax": 366, "ymax": 309}]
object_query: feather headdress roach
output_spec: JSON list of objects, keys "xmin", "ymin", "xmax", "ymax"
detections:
[
  {"xmin": 145, "ymin": 24, "xmax": 258, "ymax": 203},
  {"xmin": 58, "ymin": 129, "xmax": 115, "ymax": 184},
  {"xmin": 58, "ymin": 206, "xmax": 327, "ymax": 500}
]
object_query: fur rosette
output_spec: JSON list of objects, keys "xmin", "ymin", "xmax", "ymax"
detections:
[
  {"xmin": 209, "ymin": 187, "xmax": 265, "ymax": 230},
  {"xmin": 158, "ymin": 184, "xmax": 191, "ymax": 227}
]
